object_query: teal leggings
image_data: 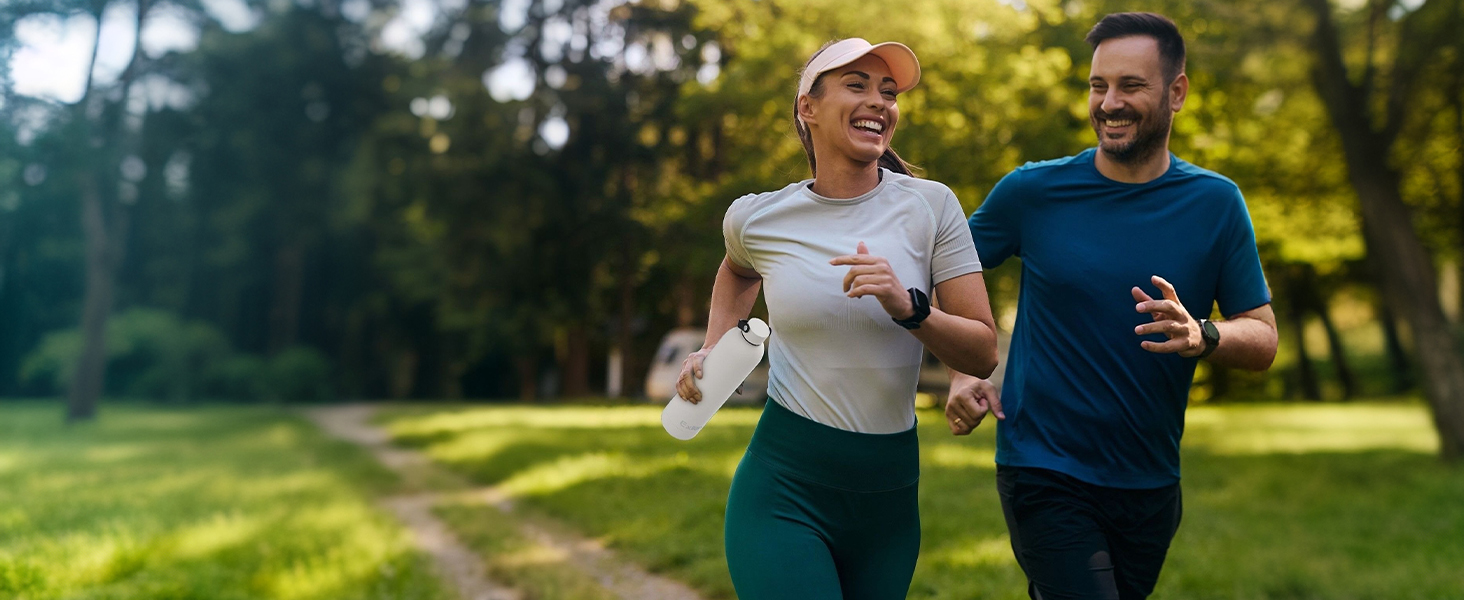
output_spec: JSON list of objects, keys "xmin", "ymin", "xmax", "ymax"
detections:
[{"xmin": 724, "ymin": 399, "xmax": 921, "ymax": 600}]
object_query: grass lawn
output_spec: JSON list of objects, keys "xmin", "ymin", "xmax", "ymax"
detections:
[
  {"xmin": 0, "ymin": 401, "xmax": 451, "ymax": 600},
  {"xmin": 380, "ymin": 400, "xmax": 1464, "ymax": 600}
]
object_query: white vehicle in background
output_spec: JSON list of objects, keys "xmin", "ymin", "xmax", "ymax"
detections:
[
  {"xmin": 645, "ymin": 328, "xmax": 769, "ymax": 405},
  {"xmin": 647, "ymin": 327, "xmax": 1010, "ymax": 405}
]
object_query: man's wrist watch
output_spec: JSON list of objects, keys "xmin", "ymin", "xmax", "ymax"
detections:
[
  {"xmin": 892, "ymin": 287, "xmax": 931, "ymax": 330},
  {"xmin": 1198, "ymin": 319, "xmax": 1220, "ymax": 359}
]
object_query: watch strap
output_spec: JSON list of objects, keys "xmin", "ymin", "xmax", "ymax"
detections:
[{"xmin": 892, "ymin": 287, "xmax": 931, "ymax": 330}]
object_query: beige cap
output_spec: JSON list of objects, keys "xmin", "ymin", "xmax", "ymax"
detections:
[{"xmin": 797, "ymin": 38, "xmax": 921, "ymax": 100}]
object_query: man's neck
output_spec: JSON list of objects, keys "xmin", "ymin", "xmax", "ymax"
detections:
[
  {"xmin": 1094, "ymin": 145, "xmax": 1171, "ymax": 184},
  {"xmin": 810, "ymin": 154, "xmax": 881, "ymax": 199}
]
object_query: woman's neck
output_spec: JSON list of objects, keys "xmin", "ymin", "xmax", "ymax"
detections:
[{"xmin": 810, "ymin": 156, "xmax": 882, "ymax": 199}]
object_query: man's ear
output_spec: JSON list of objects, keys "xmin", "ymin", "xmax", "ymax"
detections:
[{"xmin": 1169, "ymin": 72, "xmax": 1189, "ymax": 113}]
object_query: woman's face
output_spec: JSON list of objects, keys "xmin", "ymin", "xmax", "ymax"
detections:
[{"xmin": 803, "ymin": 53, "xmax": 901, "ymax": 165}]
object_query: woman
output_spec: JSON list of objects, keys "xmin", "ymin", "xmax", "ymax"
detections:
[{"xmin": 676, "ymin": 38, "xmax": 999, "ymax": 599}]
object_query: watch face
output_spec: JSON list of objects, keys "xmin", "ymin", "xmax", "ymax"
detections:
[{"xmin": 1202, "ymin": 320, "xmax": 1220, "ymax": 342}]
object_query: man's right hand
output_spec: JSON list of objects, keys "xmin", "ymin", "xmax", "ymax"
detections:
[
  {"xmin": 946, "ymin": 377, "xmax": 1004, "ymax": 435},
  {"xmin": 675, "ymin": 348, "xmax": 713, "ymax": 403}
]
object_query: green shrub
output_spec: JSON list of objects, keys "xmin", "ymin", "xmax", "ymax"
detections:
[
  {"xmin": 263, "ymin": 346, "xmax": 334, "ymax": 403},
  {"xmin": 200, "ymin": 354, "xmax": 269, "ymax": 401},
  {"xmin": 18, "ymin": 310, "xmax": 334, "ymax": 403}
]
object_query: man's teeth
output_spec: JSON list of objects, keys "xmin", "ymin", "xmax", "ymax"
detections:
[
  {"xmin": 1105, "ymin": 119, "xmax": 1135, "ymax": 127},
  {"xmin": 853, "ymin": 120, "xmax": 884, "ymax": 133}
]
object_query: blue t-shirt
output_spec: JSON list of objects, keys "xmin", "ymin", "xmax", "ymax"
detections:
[{"xmin": 969, "ymin": 148, "xmax": 1270, "ymax": 489}]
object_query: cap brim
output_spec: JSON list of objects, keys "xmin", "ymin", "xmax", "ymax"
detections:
[
  {"xmin": 866, "ymin": 42, "xmax": 921, "ymax": 93},
  {"xmin": 814, "ymin": 41, "xmax": 921, "ymax": 94}
]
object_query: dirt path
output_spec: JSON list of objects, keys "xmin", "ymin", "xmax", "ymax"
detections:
[{"xmin": 306, "ymin": 404, "xmax": 704, "ymax": 600}]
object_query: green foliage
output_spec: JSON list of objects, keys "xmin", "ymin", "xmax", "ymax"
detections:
[
  {"xmin": 381, "ymin": 401, "xmax": 1464, "ymax": 599},
  {"xmin": 265, "ymin": 346, "xmax": 335, "ymax": 403},
  {"xmin": 19, "ymin": 309, "xmax": 333, "ymax": 403},
  {"xmin": 4, "ymin": 0, "xmax": 1462, "ymax": 403},
  {"xmin": 0, "ymin": 401, "xmax": 450, "ymax": 600}
]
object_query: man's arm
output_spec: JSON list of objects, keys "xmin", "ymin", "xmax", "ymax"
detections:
[
  {"xmin": 1204, "ymin": 303, "xmax": 1277, "ymax": 371},
  {"xmin": 1133, "ymin": 275, "xmax": 1277, "ymax": 371}
]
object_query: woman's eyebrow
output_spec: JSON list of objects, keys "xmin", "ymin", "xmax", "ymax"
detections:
[{"xmin": 840, "ymin": 71, "xmax": 897, "ymax": 86}]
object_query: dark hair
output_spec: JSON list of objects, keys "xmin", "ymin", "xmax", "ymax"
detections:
[
  {"xmin": 1085, "ymin": 12, "xmax": 1186, "ymax": 83},
  {"xmin": 793, "ymin": 40, "xmax": 916, "ymax": 177}
]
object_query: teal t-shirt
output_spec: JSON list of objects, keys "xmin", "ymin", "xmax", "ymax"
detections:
[{"xmin": 969, "ymin": 148, "xmax": 1270, "ymax": 488}]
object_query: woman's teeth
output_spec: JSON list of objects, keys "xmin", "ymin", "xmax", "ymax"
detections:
[{"xmin": 853, "ymin": 120, "xmax": 884, "ymax": 133}]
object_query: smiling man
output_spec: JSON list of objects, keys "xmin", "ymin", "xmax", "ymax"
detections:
[{"xmin": 943, "ymin": 12, "xmax": 1280, "ymax": 600}]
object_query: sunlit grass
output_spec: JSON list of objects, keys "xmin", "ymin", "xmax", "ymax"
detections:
[
  {"xmin": 431, "ymin": 496, "xmax": 614, "ymax": 600},
  {"xmin": 1183, "ymin": 402, "xmax": 1439, "ymax": 454},
  {"xmin": 0, "ymin": 401, "xmax": 449, "ymax": 600},
  {"xmin": 382, "ymin": 399, "xmax": 1464, "ymax": 599}
]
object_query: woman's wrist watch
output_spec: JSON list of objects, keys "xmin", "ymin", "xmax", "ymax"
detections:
[{"xmin": 892, "ymin": 287, "xmax": 931, "ymax": 330}]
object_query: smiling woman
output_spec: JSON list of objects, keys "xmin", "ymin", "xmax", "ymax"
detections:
[{"xmin": 664, "ymin": 37, "xmax": 1001, "ymax": 600}]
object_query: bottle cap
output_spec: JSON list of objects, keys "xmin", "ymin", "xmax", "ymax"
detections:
[{"xmin": 738, "ymin": 318, "xmax": 770, "ymax": 345}]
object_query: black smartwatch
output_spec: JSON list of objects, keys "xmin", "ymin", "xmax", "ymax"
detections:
[
  {"xmin": 1198, "ymin": 319, "xmax": 1220, "ymax": 359},
  {"xmin": 892, "ymin": 287, "xmax": 931, "ymax": 330}
]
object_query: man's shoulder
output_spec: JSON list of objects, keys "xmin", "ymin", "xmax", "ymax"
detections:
[
  {"xmin": 1170, "ymin": 156, "xmax": 1243, "ymax": 196},
  {"xmin": 1015, "ymin": 150, "xmax": 1095, "ymax": 175},
  {"xmin": 997, "ymin": 150, "xmax": 1096, "ymax": 193}
]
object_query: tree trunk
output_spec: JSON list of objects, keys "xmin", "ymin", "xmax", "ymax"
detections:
[
  {"xmin": 1299, "ymin": 264, "xmax": 1358, "ymax": 399},
  {"xmin": 516, "ymin": 354, "xmax": 538, "ymax": 401},
  {"xmin": 612, "ymin": 244, "xmax": 637, "ymax": 398},
  {"xmin": 1314, "ymin": 294, "xmax": 1357, "ymax": 399},
  {"xmin": 562, "ymin": 322, "xmax": 590, "ymax": 397},
  {"xmin": 1378, "ymin": 301, "xmax": 1414, "ymax": 394},
  {"xmin": 1306, "ymin": 0, "xmax": 1464, "ymax": 458},
  {"xmin": 1287, "ymin": 274, "xmax": 1321, "ymax": 401},
  {"xmin": 68, "ymin": 0, "xmax": 147, "ymax": 422},
  {"xmin": 389, "ymin": 348, "xmax": 417, "ymax": 399},
  {"xmin": 675, "ymin": 276, "xmax": 696, "ymax": 327},
  {"xmin": 440, "ymin": 339, "xmax": 465, "ymax": 401},
  {"xmin": 68, "ymin": 176, "xmax": 112, "ymax": 422}
]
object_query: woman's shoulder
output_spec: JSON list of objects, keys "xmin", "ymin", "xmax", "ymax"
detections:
[
  {"xmin": 883, "ymin": 170, "xmax": 956, "ymax": 197},
  {"xmin": 882, "ymin": 170, "xmax": 962, "ymax": 214},
  {"xmin": 727, "ymin": 180, "xmax": 809, "ymax": 213}
]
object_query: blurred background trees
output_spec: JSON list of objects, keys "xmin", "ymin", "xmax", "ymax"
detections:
[{"xmin": 2, "ymin": 0, "xmax": 1461, "ymax": 450}]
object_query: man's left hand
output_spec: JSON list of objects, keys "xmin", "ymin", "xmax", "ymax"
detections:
[{"xmin": 1132, "ymin": 275, "xmax": 1204, "ymax": 357}]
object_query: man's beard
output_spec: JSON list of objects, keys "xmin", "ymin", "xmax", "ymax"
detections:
[{"xmin": 1092, "ymin": 95, "xmax": 1172, "ymax": 165}]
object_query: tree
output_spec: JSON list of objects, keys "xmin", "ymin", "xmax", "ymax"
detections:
[
  {"xmin": 66, "ymin": 0, "xmax": 153, "ymax": 422},
  {"xmin": 1302, "ymin": 0, "xmax": 1464, "ymax": 458}
]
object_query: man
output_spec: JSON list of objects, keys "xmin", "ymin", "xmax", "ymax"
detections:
[{"xmin": 945, "ymin": 12, "xmax": 1279, "ymax": 600}]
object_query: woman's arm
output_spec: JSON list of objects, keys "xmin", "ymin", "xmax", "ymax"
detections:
[
  {"xmin": 675, "ymin": 257, "xmax": 762, "ymax": 403},
  {"xmin": 915, "ymin": 272, "xmax": 998, "ymax": 378},
  {"xmin": 831, "ymin": 244, "xmax": 998, "ymax": 378}
]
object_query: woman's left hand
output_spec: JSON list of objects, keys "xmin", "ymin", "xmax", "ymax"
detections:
[{"xmin": 831, "ymin": 242, "xmax": 913, "ymax": 319}]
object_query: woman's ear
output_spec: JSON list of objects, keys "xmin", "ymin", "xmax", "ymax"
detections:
[{"xmin": 797, "ymin": 94, "xmax": 817, "ymax": 127}]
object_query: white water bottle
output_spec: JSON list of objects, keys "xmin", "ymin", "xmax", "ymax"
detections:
[{"xmin": 661, "ymin": 318, "xmax": 770, "ymax": 440}]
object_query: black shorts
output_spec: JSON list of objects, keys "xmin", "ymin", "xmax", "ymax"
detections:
[{"xmin": 997, "ymin": 466, "xmax": 1182, "ymax": 600}]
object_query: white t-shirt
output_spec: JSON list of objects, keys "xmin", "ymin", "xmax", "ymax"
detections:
[{"xmin": 723, "ymin": 169, "xmax": 982, "ymax": 433}]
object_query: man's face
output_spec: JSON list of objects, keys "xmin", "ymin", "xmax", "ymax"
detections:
[{"xmin": 1088, "ymin": 35, "xmax": 1180, "ymax": 164}]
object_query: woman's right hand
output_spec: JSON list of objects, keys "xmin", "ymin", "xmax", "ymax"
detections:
[{"xmin": 676, "ymin": 347, "xmax": 714, "ymax": 403}]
